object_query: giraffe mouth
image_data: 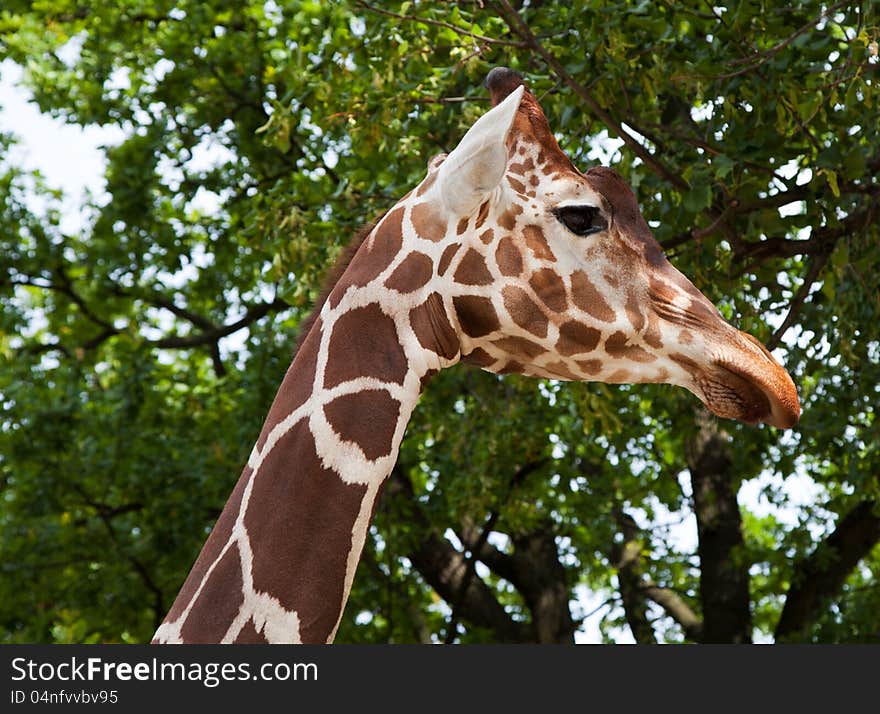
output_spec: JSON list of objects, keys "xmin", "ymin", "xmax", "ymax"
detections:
[{"xmin": 699, "ymin": 349, "xmax": 800, "ymax": 429}]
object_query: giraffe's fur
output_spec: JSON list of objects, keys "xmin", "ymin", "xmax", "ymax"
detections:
[{"xmin": 154, "ymin": 69, "xmax": 799, "ymax": 644}]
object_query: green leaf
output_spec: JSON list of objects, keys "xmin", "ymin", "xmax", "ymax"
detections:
[
  {"xmin": 824, "ymin": 169, "xmax": 841, "ymax": 198},
  {"xmin": 683, "ymin": 182, "xmax": 712, "ymax": 213}
]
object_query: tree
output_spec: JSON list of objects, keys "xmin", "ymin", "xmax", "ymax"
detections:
[{"xmin": 1, "ymin": 0, "xmax": 878, "ymax": 644}]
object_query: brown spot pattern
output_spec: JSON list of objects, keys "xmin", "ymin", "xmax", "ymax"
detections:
[
  {"xmin": 164, "ymin": 466, "xmax": 248, "ymax": 624},
  {"xmin": 496, "ymin": 237, "xmax": 523, "ymax": 277},
  {"xmin": 180, "ymin": 545, "xmax": 244, "ymax": 643},
  {"xmin": 438, "ymin": 243, "xmax": 460, "ymax": 276},
  {"xmin": 670, "ymin": 352, "xmax": 700, "ymax": 373},
  {"xmin": 324, "ymin": 304, "xmax": 408, "ymax": 389},
  {"xmin": 244, "ymin": 421, "xmax": 367, "ymax": 643},
  {"xmin": 644, "ymin": 310, "xmax": 664, "ymax": 348},
  {"xmin": 576, "ymin": 359, "xmax": 603, "ymax": 375},
  {"xmin": 462, "ymin": 347, "xmax": 496, "ymax": 367},
  {"xmin": 649, "ymin": 275, "xmax": 678, "ymax": 305},
  {"xmin": 498, "ymin": 204, "xmax": 522, "ymax": 230},
  {"xmin": 507, "ymin": 176, "xmax": 526, "ymax": 194},
  {"xmin": 499, "ymin": 211, "xmax": 516, "ymax": 230},
  {"xmin": 556, "ymin": 320, "xmax": 602, "ymax": 356},
  {"xmin": 454, "ymin": 249, "xmax": 493, "ymax": 286},
  {"xmin": 647, "ymin": 367, "xmax": 671, "ymax": 383},
  {"xmin": 498, "ymin": 360, "xmax": 524, "ymax": 375},
  {"xmin": 234, "ymin": 619, "xmax": 270, "ymax": 644},
  {"xmin": 419, "ymin": 369, "xmax": 438, "ymax": 389},
  {"xmin": 544, "ymin": 360, "xmax": 580, "ymax": 380},
  {"xmin": 605, "ymin": 331, "xmax": 656, "ymax": 362},
  {"xmin": 456, "ymin": 216, "xmax": 469, "ymax": 235},
  {"xmin": 607, "ymin": 369, "xmax": 632, "ymax": 383},
  {"xmin": 475, "ymin": 201, "xmax": 491, "ymax": 229},
  {"xmin": 411, "ymin": 201, "xmax": 446, "ymax": 242},
  {"xmin": 688, "ymin": 296, "xmax": 720, "ymax": 324},
  {"xmin": 453, "ymin": 295, "xmax": 501, "ymax": 338},
  {"xmin": 570, "ymin": 270, "xmax": 615, "ymax": 322},
  {"xmin": 523, "ymin": 224, "xmax": 556, "ymax": 261},
  {"xmin": 604, "ymin": 272, "xmax": 621, "ymax": 289},
  {"xmin": 384, "ymin": 251, "xmax": 433, "ymax": 294},
  {"xmin": 409, "ymin": 292, "xmax": 460, "ymax": 360},
  {"xmin": 324, "ymin": 390, "xmax": 401, "ymax": 461},
  {"xmin": 625, "ymin": 290, "xmax": 645, "ymax": 331},
  {"xmin": 327, "ymin": 281, "xmax": 349, "ymax": 311},
  {"xmin": 333, "ymin": 208, "xmax": 404, "ymax": 303},
  {"xmin": 509, "ymin": 158, "xmax": 535, "ymax": 175},
  {"xmin": 492, "ymin": 336, "xmax": 548, "ymax": 360},
  {"xmin": 503, "ymin": 285, "xmax": 549, "ymax": 338},
  {"xmin": 479, "ymin": 228, "xmax": 494, "ymax": 245},
  {"xmin": 529, "ymin": 268, "xmax": 568, "ymax": 312},
  {"xmin": 679, "ymin": 329, "xmax": 694, "ymax": 345},
  {"xmin": 257, "ymin": 322, "xmax": 322, "ymax": 452}
]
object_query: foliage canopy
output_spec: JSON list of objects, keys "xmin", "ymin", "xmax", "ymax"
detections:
[{"xmin": 1, "ymin": 1, "xmax": 878, "ymax": 643}]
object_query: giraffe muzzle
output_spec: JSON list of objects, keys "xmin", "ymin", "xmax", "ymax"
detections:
[
  {"xmin": 649, "ymin": 263, "xmax": 800, "ymax": 429},
  {"xmin": 700, "ymin": 332, "xmax": 801, "ymax": 429}
]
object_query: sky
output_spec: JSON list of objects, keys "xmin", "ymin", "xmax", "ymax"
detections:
[
  {"xmin": 0, "ymin": 57, "xmax": 823, "ymax": 644},
  {"xmin": 0, "ymin": 59, "xmax": 125, "ymax": 233}
]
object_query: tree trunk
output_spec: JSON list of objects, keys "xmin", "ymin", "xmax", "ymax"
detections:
[
  {"xmin": 687, "ymin": 410, "xmax": 752, "ymax": 643},
  {"xmin": 612, "ymin": 510, "xmax": 657, "ymax": 644}
]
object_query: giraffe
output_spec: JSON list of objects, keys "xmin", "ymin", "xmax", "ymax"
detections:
[{"xmin": 153, "ymin": 67, "xmax": 799, "ymax": 644}]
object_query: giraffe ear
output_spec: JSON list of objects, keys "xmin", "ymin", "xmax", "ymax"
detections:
[{"xmin": 437, "ymin": 85, "xmax": 524, "ymax": 216}]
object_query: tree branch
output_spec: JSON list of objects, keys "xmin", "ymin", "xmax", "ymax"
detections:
[
  {"xmin": 775, "ymin": 499, "xmax": 880, "ymax": 642},
  {"xmin": 766, "ymin": 250, "xmax": 831, "ymax": 351},
  {"xmin": 494, "ymin": 0, "xmax": 689, "ymax": 192},
  {"xmin": 148, "ymin": 298, "xmax": 288, "ymax": 349},
  {"xmin": 7, "ymin": 274, "xmax": 114, "ymax": 332},
  {"xmin": 54, "ymin": 266, "xmax": 116, "ymax": 331},
  {"xmin": 611, "ymin": 508, "xmax": 704, "ymax": 642},
  {"xmin": 136, "ymin": 292, "xmax": 217, "ymax": 332},
  {"xmin": 443, "ymin": 458, "xmax": 549, "ymax": 642},
  {"xmin": 355, "ymin": 1, "xmax": 527, "ymax": 47},
  {"xmin": 612, "ymin": 509, "xmax": 658, "ymax": 644},
  {"xmin": 410, "ymin": 530, "xmax": 532, "ymax": 643},
  {"xmin": 460, "ymin": 518, "xmax": 575, "ymax": 643},
  {"xmin": 70, "ymin": 484, "xmax": 165, "ymax": 632},
  {"xmin": 121, "ymin": 289, "xmax": 234, "ymax": 375},
  {"xmin": 459, "ymin": 525, "xmax": 518, "ymax": 584},
  {"xmin": 443, "ymin": 508, "xmax": 501, "ymax": 643},
  {"xmin": 10, "ymin": 272, "xmax": 287, "ymax": 374},
  {"xmin": 724, "ymin": 1, "xmax": 853, "ymax": 69},
  {"xmin": 640, "ymin": 581, "xmax": 704, "ymax": 641},
  {"xmin": 388, "ymin": 467, "xmax": 531, "ymax": 642},
  {"xmin": 508, "ymin": 527, "xmax": 576, "ymax": 643},
  {"xmin": 731, "ymin": 194, "xmax": 878, "ymax": 269}
]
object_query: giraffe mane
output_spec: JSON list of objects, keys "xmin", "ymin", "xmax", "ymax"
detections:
[{"xmin": 291, "ymin": 210, "xmax": 388, "ymax": 357}]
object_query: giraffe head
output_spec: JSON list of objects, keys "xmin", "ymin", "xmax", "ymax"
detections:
[{"xmin": 410, "ymin": 68, "xmax": 799, "ymax": 429}]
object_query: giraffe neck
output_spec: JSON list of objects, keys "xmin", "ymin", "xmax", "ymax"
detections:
[{"xmin": 154, "ymin": 207, "xmax": 460, "ymax": 644}]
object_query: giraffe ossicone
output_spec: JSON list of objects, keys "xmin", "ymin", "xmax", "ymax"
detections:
[{"xmin": 153, "ymin": 68, "xmax": 799, "ymax": 644}]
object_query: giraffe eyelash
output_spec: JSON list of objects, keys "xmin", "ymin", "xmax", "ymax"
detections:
[{"xmin": 553, "ymin": 205, "xmax": 608, "ymax": 237}]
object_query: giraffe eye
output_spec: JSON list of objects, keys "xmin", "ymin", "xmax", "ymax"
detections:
[{"xmin": 554, "ymin": 205, "xmax": 607, "ymax": 237}]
